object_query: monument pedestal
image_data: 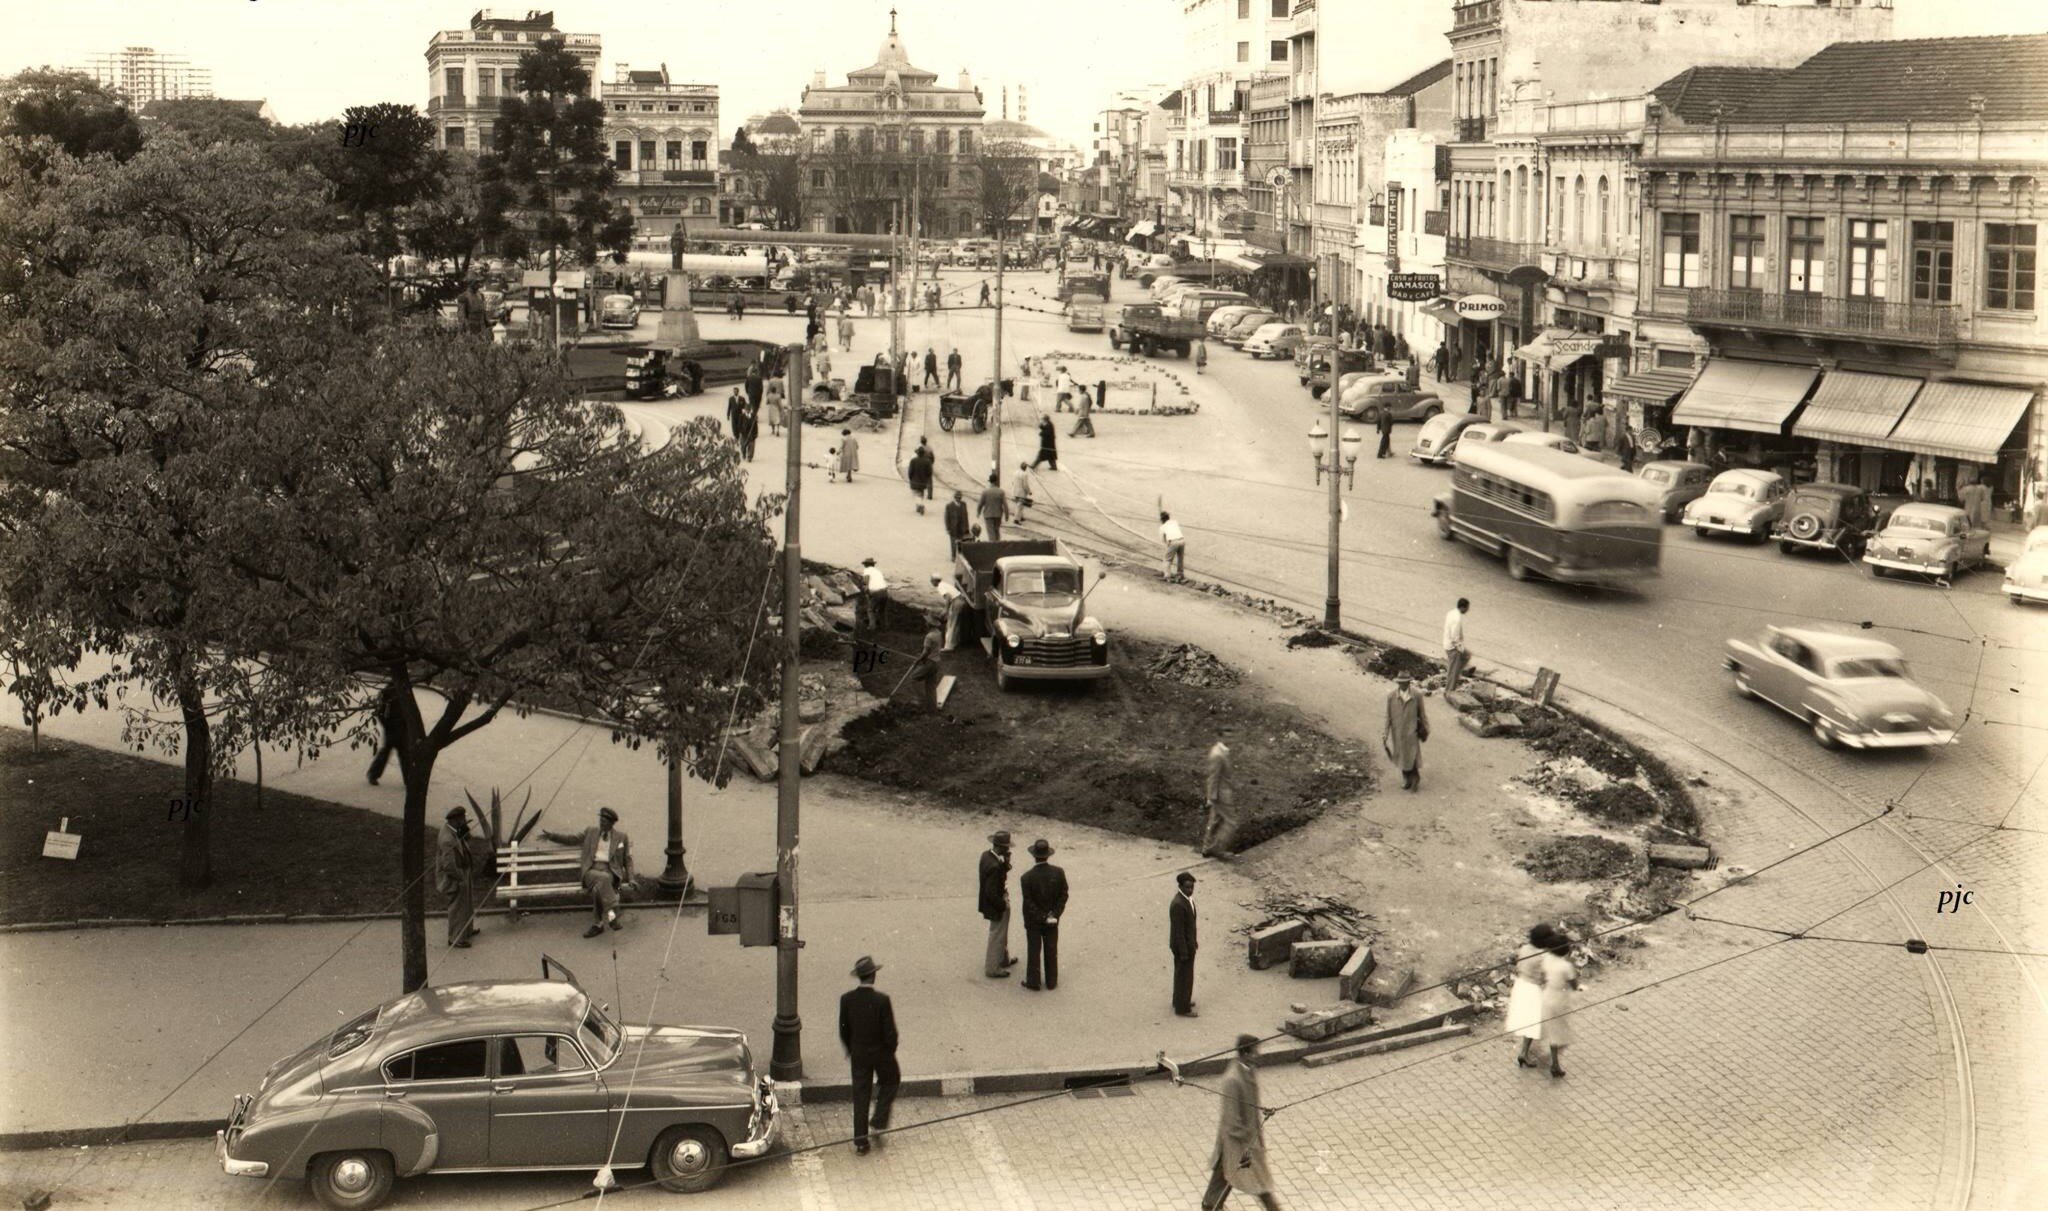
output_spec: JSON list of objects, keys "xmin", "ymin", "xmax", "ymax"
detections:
[{"xmin": 653, "ymin": 272, "xmax": 705, "ymax": 356}]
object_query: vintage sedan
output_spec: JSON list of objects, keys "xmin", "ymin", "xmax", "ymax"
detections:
[
  {"xmin": 1501, "ymin": 429, "xmax": 1581, "ymax": 455},
  {"xmin": 1338, "ymin": 375, "xmax": 1444, "ymax": 424},
  {"xmin": 1635, "ymin": 460, "xmax": 1711, "ymax": 523},
  {"xmin": 1409, "ymin": 411, "xmax": 1490, "ymax": 466},
  {"xmin": 1219, "ymin": 310, "xmax": 1278, "ymax": 347},
  {"xmin": 1862, "ymin": 502, "xmax": 1992, "ymax": 581},
  {"xmin": 1242, "ymin": 322, "xmax": 1308, "ymax": 359},
  {"xmin": 598, "ymin": 294, "xmax": 641, "ymax": 330},
  {"xmin": 1724, "ymin": 627, "xmax": 1955, "ymax": 749},
  {"xmin": 1771, "ymin": 481, "xmax": 1882, "ymax": 560},
  {"xmin": 1443, "ymin": 421, "xmax": 1525, "ymax": 465},
  {"xmin": 218, "ymin": 957, "xmax": 776, "ymax": 1209},
  {"xmin": 1205, "ymin": 304, "xmax": 1261, "ymax": 337},
  {"xmin": 1681, "ymin": 468, "xmax": 1787, "ymax": 540},
  {"xmin": 2002, "ymin": 525, "xmax": 2048, "ymax": 604}
]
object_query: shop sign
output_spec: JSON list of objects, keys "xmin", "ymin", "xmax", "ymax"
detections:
[
  {"xmin": 1597, "ymin": 333, "xmax": 1632, "ymax": 359},
  {"xmin": 1454, "ymin": 293, "xmax": 1510, "ymax": 320},
  {"xmin": 1388, "ymin": 273, "xmax": 1441, "ymax": 302},
  {"xmin": 1552, "ymin": 335, "xmax": 1604, "ymax": 358},
  {"xmin": 1385, "ymin": 181, "xmax": 1401, "ymax": 274}
]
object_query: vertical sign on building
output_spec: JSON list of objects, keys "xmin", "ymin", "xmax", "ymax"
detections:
[{"xmin": 1385, "ymin": 181, "xmax": 1401, "ymax": 275}]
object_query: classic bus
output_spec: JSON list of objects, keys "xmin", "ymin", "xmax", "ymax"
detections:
[{"xmin": 1431, "ymin": 442, "xmax": 1664, "ymax": 585}]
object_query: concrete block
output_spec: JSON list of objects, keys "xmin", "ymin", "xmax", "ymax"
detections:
[
  {"xmin": 1442, "ymin": 689, "xmax": 1486, "ymax": 714},
  {"xmin": 1280, "ymin": 1001, "xmax": 1375, "ymax": 1042},
  {"xmin": 797, "ymin": 723, "xmax": 832, "ymax": 774},
  {"xmin": 1248, "ymin": 919, "xmax": 1310, "ymax": 970},
  {"xmin": 1457, "ymin": 711, "xmax": 1523, "ymax": 738},
  {"xmin": 1338, "ymin": 945, "xmax": 1378, "ymax": 1002},
  {"xmin": 1300, "ymin": 1021, "xmax": 1472, "ymax": 1068},
  {"xmin": 1649, "ymin": 843, "xmax": 1713, "ymax": 869},
  {"xmin": 1357, "ymin": 965, "xmax": 1416, "ymax": 1008},
  {"xmin": 797, "ymin": 697, "xmax": 827, "ymax": 723},
  {"xmin": 1288, "ymin": 940, "xmax": 1353, "ymax": 979},
  {"xmin": 730, "ymin": 736, "xmax": 777, "ymax": 781}
]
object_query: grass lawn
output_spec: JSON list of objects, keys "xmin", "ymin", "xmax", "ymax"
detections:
[{"xmin": 1, "ymin": 727, "xmax": 452, "ymax": 926}]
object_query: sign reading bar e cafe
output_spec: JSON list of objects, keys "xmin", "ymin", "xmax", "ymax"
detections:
[{"xmin": 1387, "ymin": 273, "xmax": 1441, "ymax": 302}]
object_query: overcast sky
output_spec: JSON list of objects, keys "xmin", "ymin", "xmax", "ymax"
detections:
[{"xmin": 2, "ymin": 0, "xmax": 2041, "ymax": 149}]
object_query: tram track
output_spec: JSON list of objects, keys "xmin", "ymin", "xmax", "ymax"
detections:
[{"xmin": 918, "ymin": 393, "xmax": 2007, "ymax": 1210}]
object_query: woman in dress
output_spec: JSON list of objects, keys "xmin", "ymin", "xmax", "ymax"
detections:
[
  {"xmin": 1537, "ymin": 928, "xmax": 1579, "ymax": 1078},
  {"xmin": 763, "ymin": 377, "xmax": 785, "ymax": 437},
  {"xmin": 1506, "ymin": 923, "xmax": 1557, "ymax": 1070}
]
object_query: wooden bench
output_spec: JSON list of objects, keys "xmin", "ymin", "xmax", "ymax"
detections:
[{"xmin": 494, "ymin": 841, "xmax": 586, "ymax": 915}]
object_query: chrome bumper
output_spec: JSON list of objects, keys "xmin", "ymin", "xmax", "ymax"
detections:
[
  {"xmin": 730, "ymin": 1084, "xmax": 780, "ymax": 1160},
  {"xmin": 217, "ymin": 1095, "xmax": 266, "ymax": 1178},
  {"xmin": 1409, "ymin": 449, "xmax": 1450, "ymax": 465},
  {"xmin": 2002, "ymin": 581, "xmax": 2048, "ymax": 603},
  {"xmin": 999, "ymin": 660, "xmax": 1112, "ymax": 682},
  {"xmin": 1689, "ymin": 517, "xmax": 1760, "ymax": 535},
  {"xmin": 1838, "ymin": 726, "xmax": 1957, "ymax": 750},
  {"xmin": 1863, "ymin": 555, "xmax": 1943, "ymax": 575},
  {"xmin": 1772, "ymin": 531, "xmax": 1841, "ymax": 551}
]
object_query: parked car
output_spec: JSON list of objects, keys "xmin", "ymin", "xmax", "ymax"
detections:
[
  {"xmin": 1205, "ymin": 304, "xmax": 1261, "ymax": 336},
  {"xmin": 1219, "ymin": 310, "xmax": 1278, "ymax": 346},
  {"xmin": 1410, "ymin": 412, "xmax": 1490, "ymax": 466},
  {"xmin": 1444, "ymin": 421, "xmax": 1525, "ymax": 464},
  {"xmin": 1635, "ymin": 460, "xmax": 1712, "ymax": 523},
  {"xmin": 953, "ymin": 539, "xmax": 1110, "ymax": 689},
  {"xmin": 1681, "ymin": 468, "xmax": 1788, "ymax": 540},
  {"xmin": 216, "ymin": 957, "xmax": 776, "ymax": 1209},
  {"xmin": 1862, "ymin": 502, "xmax": 1992, "ymax": 581},
  {"xmin": 1771, "ymin": 481, "xmax": 1883, "ymax": 560},
  {"xmin": 2002, "ymin": 525, "xmax": 2048, "ymax": 605},
  {"xmin": 1502, "ymin": 430, "xmax": 1581, "ymax": 454},
  {"xmin": 597, "ymin": 294, "xmax": 640, "ymax": 330},
  {"xmin": 1723, "ymin": 626, "xmax": 1955, "ymax": 750},
  {"xmin": 1242, "ymin": 323, "xmax": 1307, "ymax": 359},
  {"xmin": 1337, "ymin": 375, "xmax": 1444, "ymax": 424}
]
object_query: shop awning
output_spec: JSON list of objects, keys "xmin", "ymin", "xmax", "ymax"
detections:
[
  {"xmin": 1419, "ymin": 297, "xmax": 1462, "ymax": 326},
  {"xmin": 1791, "ymin": 371, "xmax": 1924, "ymax": 447},
  {"xmin": 1604, "ymin": 367, "xmax": 1697, "ymax": 406},
  {"xmin": 1880, "ymin": 381, "xmax": 2035, "ymax": 463},
  {"xmin": 1126, "ymin": 219, "xmax": 1158, "ymax": 240},
  {"xmin": 1671, "ymin": 358, "xmax": 1818, "ymax": 435},
  {"xmin": 1248, "ymin": 251, "xmax": 1312, "ymax": 269},
  {"xmin": 1220, "ymin": 253, "xmax": 1262, "ymax": 272},
  {"xmin": 1514, "ymin": 330, "xmax": 1598, "ymax": 373}
]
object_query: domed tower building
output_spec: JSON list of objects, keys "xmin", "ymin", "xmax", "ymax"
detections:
[{"xmin": 797, "ymin": 9, "xmax": 986, "ymax": 236}]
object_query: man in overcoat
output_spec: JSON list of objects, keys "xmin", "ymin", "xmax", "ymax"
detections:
[
  {"xmin": 436, "ymin": 807, "xmax": 495, "ymax": 947},
  {"xmin": 1383, "ymin": 675, "xmax": 1430, "ymax": 791},
  {"xmin": 838, "ymin": 956, "xmax": 899, "ymax": 1155},
  {"xmin": 1200, "ymin": 740, "xmax": 1238, "ymax": 857},
  {"xmin": 979, "ymin": 831, "xmax": 1017, "ymax": 977},
  {"xmin": 1018, "ymin": 839, "xmax": 1069, "ymax": 991},
  {"xmin": 1202, "ymin": 1035, "xmax": 1280, "ymax": 1209}
]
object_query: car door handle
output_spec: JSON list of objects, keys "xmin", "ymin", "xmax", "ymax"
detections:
[
  {"xmin": 384, "ymin": 1089, "xmax": 408, "ymax": 1099},
  {"xmin": 492, "ymin": 1083, "xmax": 515, "ymax": 1093}
]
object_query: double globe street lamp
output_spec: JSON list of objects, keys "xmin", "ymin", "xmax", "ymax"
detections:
[{"xmin": 1309, "ymin": 418, "xmax": 1364, "ymax": 489}]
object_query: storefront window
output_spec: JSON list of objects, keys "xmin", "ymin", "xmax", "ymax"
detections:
[
  {"xmin": 1729, "ymin": 215, "xmax": 1765, "ymax": 290},
  {"xmin": 1848, "ymin": 220, "xmax": 1888, "ymax": 298},
  {"xmin": 1984, "ymin": 223, "xmax": 2036, "ymax": 312},
  {"xmin": 1660, "ymin": 212, "xmax": 1700, "ymax": 287},
  {"xmin": 1911, "ymin": 221, "xmax": 1953, "ymax": 303}
]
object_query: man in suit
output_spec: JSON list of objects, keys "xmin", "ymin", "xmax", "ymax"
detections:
[
  {"xmin": 979, "ymin": 831, "xmax": 1018, "ymax": 978},
  {"xmin": 1019, "ymin": 838, "xmax": 1069, "ymax": 991},
  {"xmin": 1171, "ymin": 871, "xmax": 1199, "ymax": 1017},
  {"xmin": 944, "ymin": 490, "xmax": 973, "ymax": 559},
  {"xmin": 436, "ymin": 807, "xmax": 495, "ymax": 948},
  {"xmin": 542, "ymin": 806, "xmax": 635, "ymax": 938},
  {"xmin": 838, "ymin": 956, "xmax": 899, "ymax": 1156}
]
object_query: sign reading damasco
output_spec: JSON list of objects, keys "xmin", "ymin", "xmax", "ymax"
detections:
[{"xmin": 1387, "ymin": 274, "xmax": 1441, "ymax": 302}]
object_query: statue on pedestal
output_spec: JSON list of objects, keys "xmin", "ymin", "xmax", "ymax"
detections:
[{"xmin": 669, "ymin": 226, "xmax": 684, "ymax": 271}]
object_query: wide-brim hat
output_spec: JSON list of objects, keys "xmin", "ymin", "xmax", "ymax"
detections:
[
  {"xmin": 851, "ymin": 955, "xmax": 881, "ymax": 979},
  {"xmin": 1029, "ymin": 839, "xmax": 1053, "ymax": 858},
  {"xmin": 990, "ymin": 830, "xmax": 1012, "ymax": 846}
]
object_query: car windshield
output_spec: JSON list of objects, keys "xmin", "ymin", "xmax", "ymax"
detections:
[
  {"xmin": 580, "ymin": 1005, "xmax": 621, "ymax": 1067},
  {"xmin": 1711, "ymin": 476, "xmax": 1760, "ymax": 500},
  {"xmin": 1641, "ymin": 469, "xmax": 1673, "ymax": 484},
  {"xmin": 1829, "ymin": 657, "xmax": 1910, "ymax": 680},
  {"xmin": 1889, "ymin": 514, "xmax": 1951, "ymax": 535},
  {"xmin": 1006, "ymin": 568, "xmax": 1080, "ymax": 597}
]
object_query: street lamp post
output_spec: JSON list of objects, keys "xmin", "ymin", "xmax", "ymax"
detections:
[
  {"xmin": 769, "ymin": 343, "xmax": 807, "ymax": 1083},
  {"xmin": 1308, "ymin": 403, "xmax": 1360, "ymax": 631}
]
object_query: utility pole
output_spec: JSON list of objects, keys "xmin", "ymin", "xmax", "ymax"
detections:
[
  {"xmin": 1324, "ymin": 353, "xmax": 1342, "ymax": 631},
  {"xmin": 991, "ymin": 217, "xmax": 1006, "ymax": 475},
  {"xmin": 769, "ymin": 343, "xmax": 806, "ymax": 1083}
]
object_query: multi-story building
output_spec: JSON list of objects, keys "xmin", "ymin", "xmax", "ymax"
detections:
[
  {"xmin": 742, "ymin": 110, "xmax": 802, "ymax": 153},
  {"xmin": 1245, "ymin": 77, "xmax": 1291, "ymax": 252},
  {"xmin": 77, "ymin": 46, "xmax": 211, "ymax": 105},
  {"xmin": 1092, "ymin": 90, "xmax": 1177, "ymax": 226},
  {"xmin": 1317, "ymin": 62, "xmax": 1451, "ymax": 316},
  {"xmin": 795, "ymin": 13, "xmax": 986, "ymax": 236},
  {"xmin": 1639, "ymin": 34, "xmax": 2046, "ymax": 511},
  {"xmin": 1171, "ymin": 0, "xmax": 1293, "ymax": 239},
  {"xmin": 1355, "ymin": 126, "xmax": 1452, "ymax": 354},
  {"xmin": 1444, "ymin": 0, "xmax": 1892, "ymax": 378},
  {"xmin": 602, "ymin": 65, "xmax": 718, "ymax": 234},
  {"xmin": 425, "ymin": 9, "xmax": 601, "ymax": 153}
]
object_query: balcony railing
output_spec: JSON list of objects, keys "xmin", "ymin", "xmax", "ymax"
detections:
[
  {"xmin": 1453, "ymin": 0, "xmax": 1500, "ymax": 31},
  {"xmin": 1680, "ymin": 290, "xmax": 1960, "ymax": 345},
  {"xmin": 1454, "ymin": 117, "xmax": 1489, "ymax": 143},
  {"xmin": 1447, "ymin": 235, "xmax": 1545, "ymax": 271}
]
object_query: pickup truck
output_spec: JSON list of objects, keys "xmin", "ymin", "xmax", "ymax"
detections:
[
  {"xmin": 953, "ymin": 540, "xmax": 1110, "ymax": 690},
  {"xmin": 1107, "ymin": 303, "xmax": 1205, "ymax": 358},
  {"xmin": 1067, "ymin": 292, "xmax": 1106, "ymax": 333}
]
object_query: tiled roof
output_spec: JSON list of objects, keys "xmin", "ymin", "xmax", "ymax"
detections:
[
  {"xmin": 1651, "ymin": 67, "xmax": 1791, "ymax": 124},
  {"xmin": 1689, "ymin": 35, "xmax": 2048, "ymax": 125},
  {"xmin": 1380, "ymin": 59, "xmax": 1452, "ymax": 98},
  {"xmin": 626, "ymin": 70, "xmax": 666, "ymax": 84}
]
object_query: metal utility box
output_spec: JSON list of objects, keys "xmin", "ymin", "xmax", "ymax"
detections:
[{"xmin": 708, "ymin": 872, "xmax": 779, "ymax": 946}]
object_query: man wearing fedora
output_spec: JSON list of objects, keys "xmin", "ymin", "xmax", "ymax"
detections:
[
  {"xmin": 436, "ymin": 806, "xmax": 495, "ymax": 948},
  {"xmin": 838, "ymin": 956, "xmax": 900, "ymax": 1155},
  {"xmin": 543, "ymin": 806, "xmax": 636, "ymax": 938},
  {"xmin": 978, "ymin": 831, "xmax": 1018, "ymax": 978},
  {"xmin": 1170, "ymin": 871, "xmax": 1199, "ymax": 1017},
  {"xmin": 1019, "ymin": 838, "xmax": 1069, "ymax": 991}
]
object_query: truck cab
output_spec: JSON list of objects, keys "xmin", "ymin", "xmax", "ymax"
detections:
[{"xmin": 953, "ymin": 541, "xmax": 1111, "ymax": 689}]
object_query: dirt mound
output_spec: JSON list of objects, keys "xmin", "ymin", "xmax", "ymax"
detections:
[
  {"xmin": 1285, "ymin": 629, "xmax": 1338, "ymax": 650},
  {"xmin": 1353, "ymin": 643, "xmax": 1437, "ymax": 683},
  {"xmin": 1530, "ymin": 723, "xmax": 1639, "ymax": 781},
  {"xmin": 1518, "ymin": 835, "xmax": 1637, "ymax": 884},
  {"xmin": 1146, "ymin": 642, "xmax": 1241, "ymax": 688},
  {"xmin": 1577, "ymin": 782, "xmax": 1659, "ymax": 824},
  {"xmin": 828, "ymin": 614, "xmax": 1372, "ymax": 852}
]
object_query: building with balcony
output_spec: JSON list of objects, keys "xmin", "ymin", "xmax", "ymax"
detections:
[
  {"xmin": 1093, "ymin": 87, "xmax": 1178, "ymax": 227},
  {"xmin": 1245, "ymin": 77, "xmax": 1291, "ymax": 252},
  {"xmin": 795, "ymin": 13, "xmax": 985, "ymax": 236},
  {"xmin": 1323, "ymin": 61, "xmax": 1452, "ymax": 319},
  {"xmin": 1445, "ymin": 0, "xmax": 1891, "ymax": 383},
  {"xmin": 1356, "ymin": 128, "xmax": 1452, "ymax": 355},
  {"xmin": 425, "ymin": 9, "xmax": 601, "ymax": 152},
  {"xmin": 1638, "ymin": 34, "xmax": 2047, "ymax": 509},
  {"xmin": 602, "ymin": 65, "xmax": 718, "ymax": 234},
  {"xmin": 1173, "ymin": 0, "xmax": 1294, "ymax": 240}
]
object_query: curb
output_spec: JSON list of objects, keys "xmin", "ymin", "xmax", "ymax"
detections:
[{"xmin": 0, "ymin": 895, "xmax": 707, "ymax": 935}]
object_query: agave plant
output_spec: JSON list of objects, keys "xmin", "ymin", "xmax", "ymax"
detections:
[{"xmin": 463, "ymin": 786, "xmax": 539, "ymax": 847}]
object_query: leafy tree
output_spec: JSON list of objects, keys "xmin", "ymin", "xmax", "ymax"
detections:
[
  {"xmin": 976, "ymin": 140, "xmax": 1041, "ymax": 237},
  {"xmin": 142, "ymin": 98, "xmax": 277, "ymax": 147},
  {"xmin": 731, "ymin": 125, "xmax": 756, "ymax": 158},
  {"xmin": 479, "ymin": 38, "xmax": 632, "ymax": 341},
  {"xmin": 0, "ymin": 68, "xmax": 142, "ymax": 172},
  {"xmin": 0, "ymin": 132, "xmax": 375, "ymax": 887},
  {"xmin": 753, "ymin": 149, "xmax": 806, "ymax": 231},
  {"xmin": 816, "ymin": 146, "xmax": 895, "ymax": 234},
  {"xmin": 223, "ymin": 327, "xmax": 782, "ymax": 992}
]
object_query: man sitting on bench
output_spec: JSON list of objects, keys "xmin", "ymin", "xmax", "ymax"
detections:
[{"xmin": 543, "ymin": 806, "xmax": 636, "ymax": 938}]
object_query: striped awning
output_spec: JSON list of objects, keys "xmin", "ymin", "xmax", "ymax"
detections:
[
  {"xmin": 1419, "ymin": 297, "xmax": 1462, "ymax": 326},
  {"xmin": 1671, "ymin": 359, "xmax": 1818, "ymax": 435},
  {"xmin": 1604, "ymin": 367, "xmax": 1697, "ymax": 405},
  {"xmin": 1791, "ymin": 371, "xmax": 1924, "ymax": 447},
  {"xmin": 1881, "ymin": 381, "xmax": 2035, "ymax": 463}
]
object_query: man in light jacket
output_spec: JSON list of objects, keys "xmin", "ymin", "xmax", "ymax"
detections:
[
  {"xmin": 1202, "ymin": 1035, "xmax": 1280, "ymax": 1209},
  {"xmin": 543, "ymin": 807, "xmax": 635, "ymax": 938}
]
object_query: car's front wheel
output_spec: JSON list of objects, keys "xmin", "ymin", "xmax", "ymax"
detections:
[
  {"xmin": 1733, "ymin": 667, "xmax": 1757, "ymax": 699},
  {"xmin": 309, "ymin": 1150, "xmax": 395, "ymax": 1211},
  {"xmin": 650, "ymin": 1124, "xmax": 730, "ymax": 1194},
  {"xmin": 1811, "ymin": 715, "xmax": 1840, "ymax": 750}
]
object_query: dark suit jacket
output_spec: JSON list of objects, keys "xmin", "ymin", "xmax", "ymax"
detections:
[
  {"xmin": 838, "ymin": 985, "xmax": 898, "ymax": 1063},
  {"xmin": 944, "ymin": 499, "xmax": 971, "ymax": 539},
  {"xmin": 1020, "ymin": 861, "xmax": 1069, "ymax": 926},
  {"xmin": 978, "ymin": 849, "xmax": 1011, "ymax": 920},
  {"xmin": 1170, "ymin": 891, "xmax": 1198, "ymax": 958}
]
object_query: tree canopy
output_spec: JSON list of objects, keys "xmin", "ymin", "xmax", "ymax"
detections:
[
  {"xmin": 0, "ymin": 68, "xmax": 142, "ymax": 171},
  {"xmin": 479, "ymin": 39, "xmax": 633, "ymax": 271}
]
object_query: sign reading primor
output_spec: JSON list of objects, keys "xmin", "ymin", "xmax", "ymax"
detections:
[{"xmin": 1454, "ymin": 293, "xmax": 1510, "ymax": 320}]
